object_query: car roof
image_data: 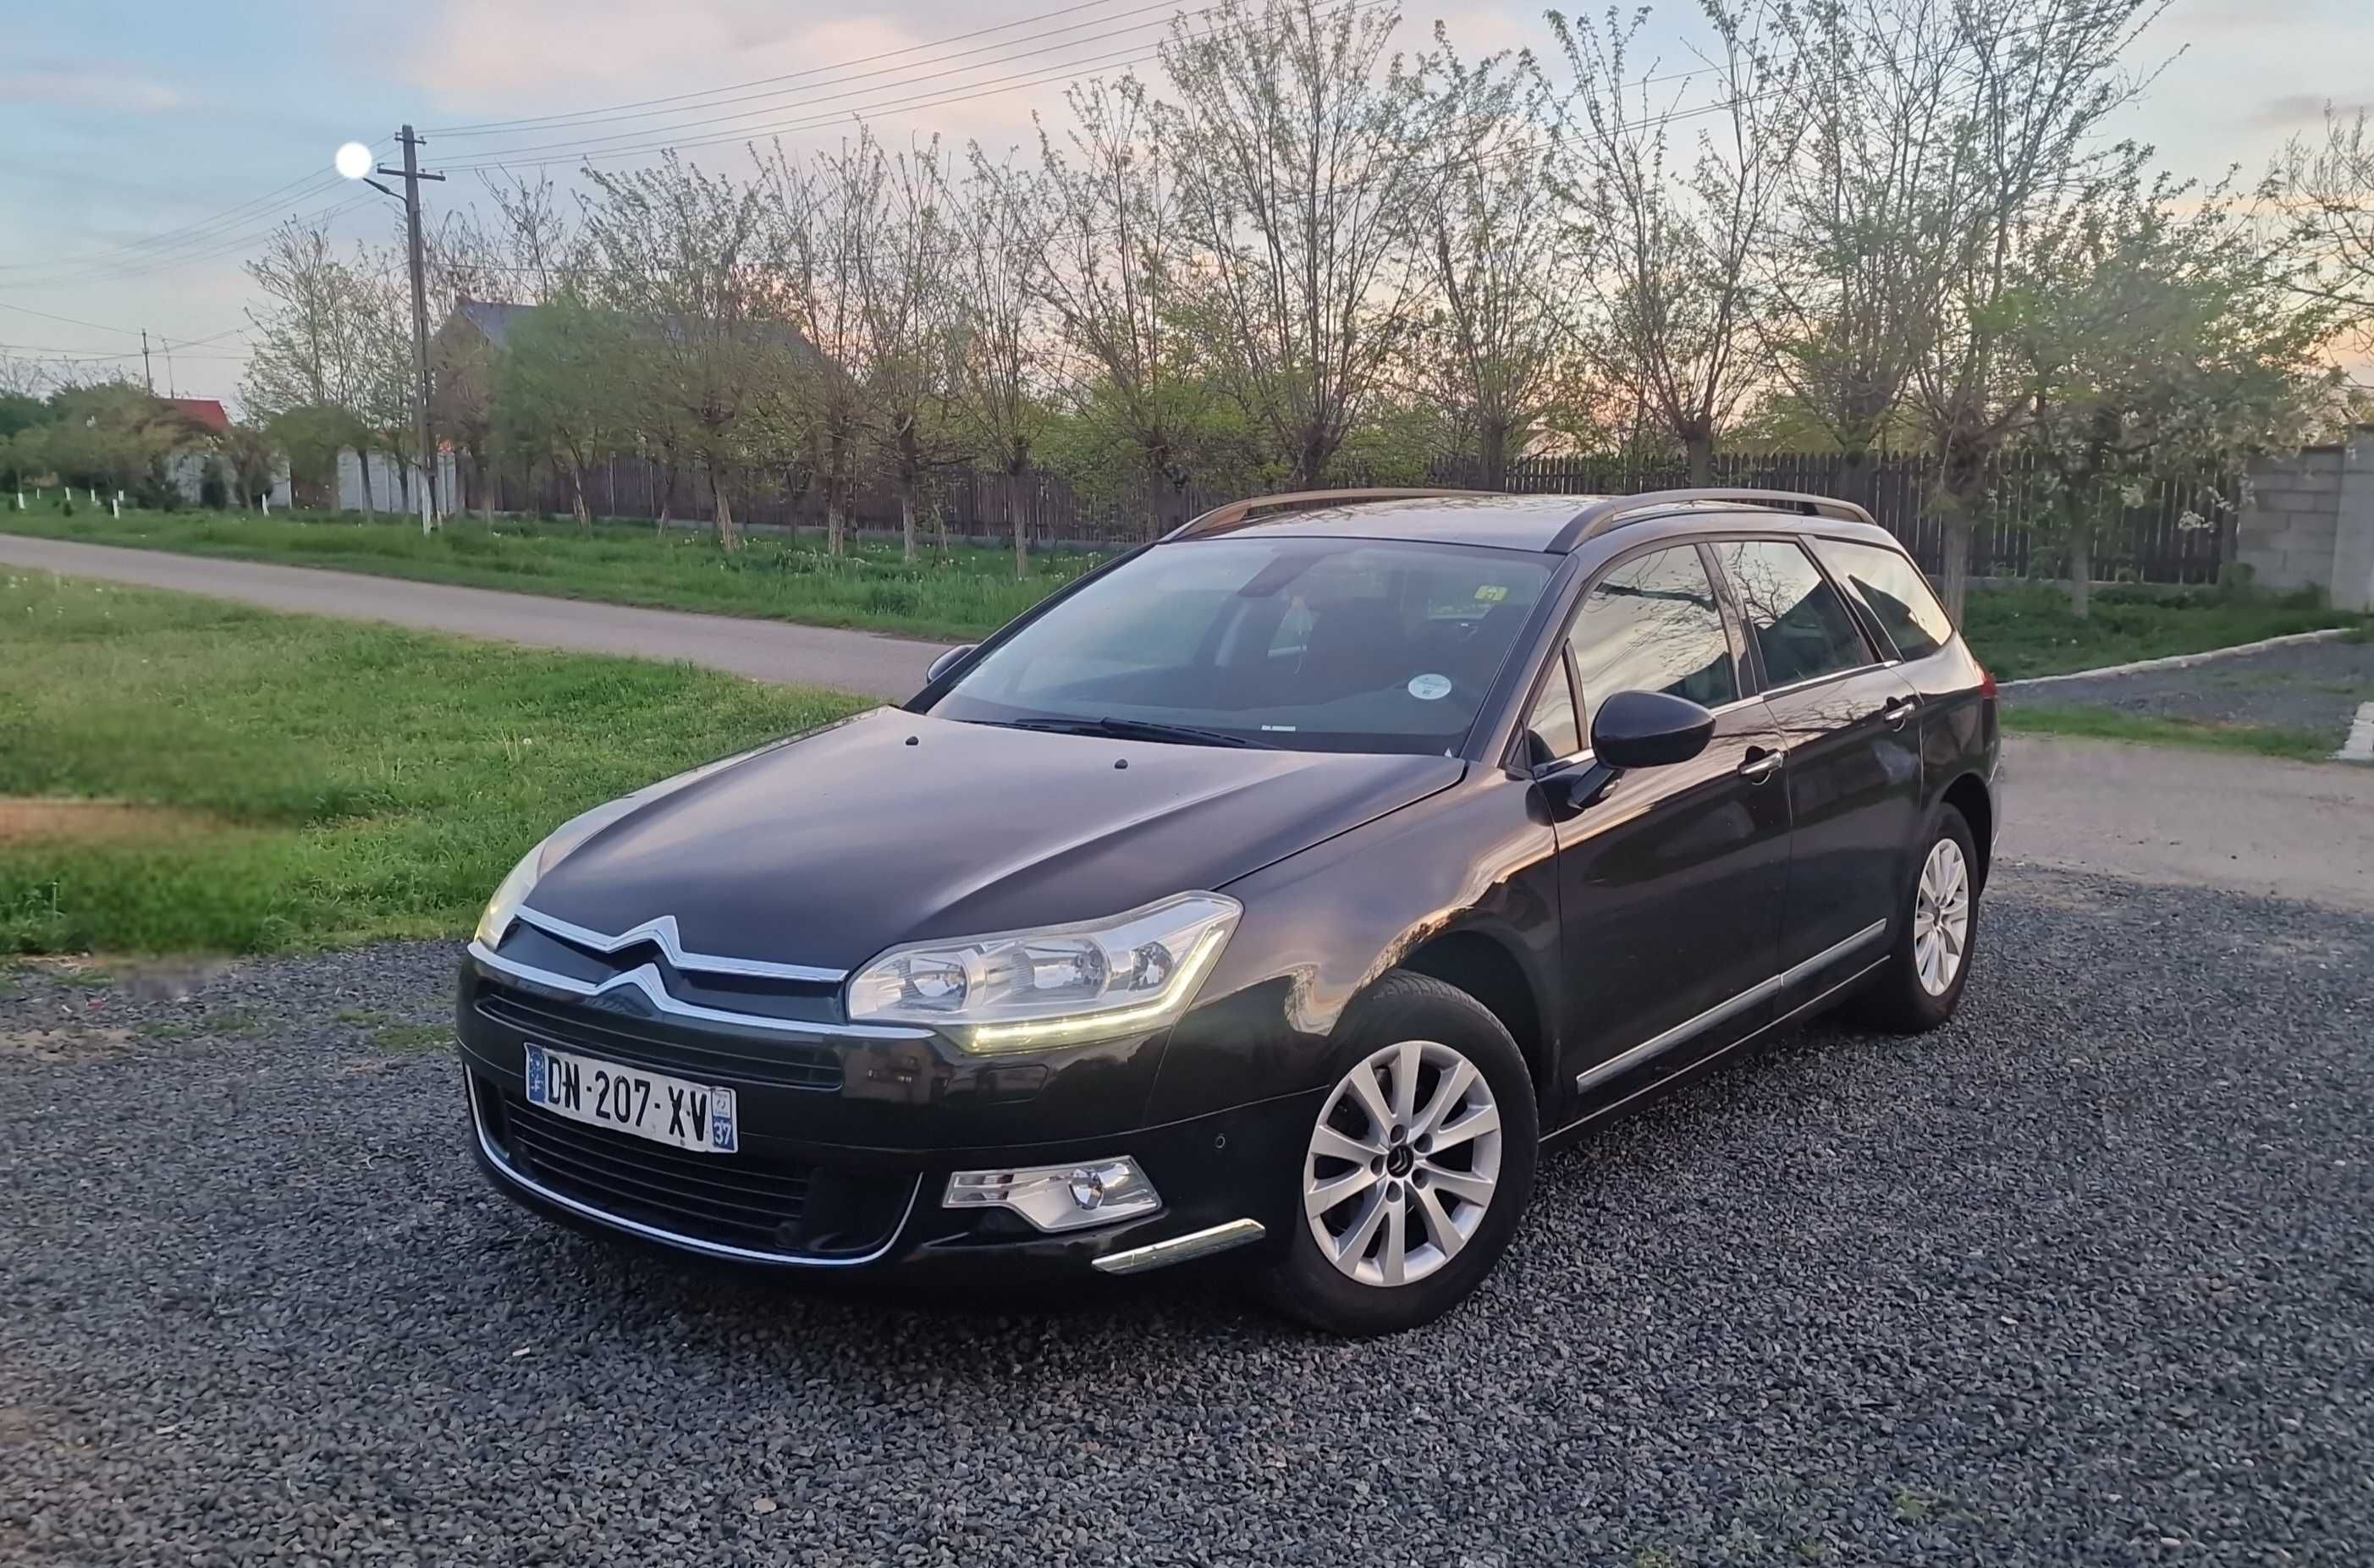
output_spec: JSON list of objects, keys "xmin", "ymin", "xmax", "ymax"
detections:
[{"xmin": 1182, "ymin": 491, "xmax": 1903, "ymax": 557}]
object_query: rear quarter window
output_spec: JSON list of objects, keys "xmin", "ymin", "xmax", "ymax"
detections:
[{"xmin": 1810, "ymin": 538, "xmax": 1956, "ymax": 660}]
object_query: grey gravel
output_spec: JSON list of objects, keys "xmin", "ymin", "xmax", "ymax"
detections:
[
  {"xmin": 2002, "ymin": 636, "xmax": 2373, "ymax": 742},
  {"xmin": 4, "ymin": 867, "xmax": 2371, "ymax": 1566}
]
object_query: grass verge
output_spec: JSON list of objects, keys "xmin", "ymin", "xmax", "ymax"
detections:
[
  {"xmin": 2002, "ymin": 704, "xmax": 2338, "ymax": 762},
  {"xmin": 1960, "ymin": 582, "xmax": 2366, "ymax": 680},
  {"xmin": 0, "ymin": 501, "xmax": 1103, "ymax": 641},
  {"xmin": 8, "ymin": 503, "xmax": 2369, "ymax": 674},
  {"xmin": 0, "ymin": 570, "xmax": 868, "ymax": 954}
]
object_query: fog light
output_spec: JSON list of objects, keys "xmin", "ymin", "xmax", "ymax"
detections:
[{"xmin": 944, "ymin": 1158, "xmax": 1160, "ymax": 1233}]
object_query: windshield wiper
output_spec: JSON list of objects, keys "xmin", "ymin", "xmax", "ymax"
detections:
[{"xmin": 1001, "ymin": 716, "xmax": 1279, "ymax": 750}]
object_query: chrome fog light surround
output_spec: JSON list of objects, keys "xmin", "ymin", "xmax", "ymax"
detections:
[{"xmin": 944, "ymin": 1158, "xmax": 1160, "ymax": 1233}]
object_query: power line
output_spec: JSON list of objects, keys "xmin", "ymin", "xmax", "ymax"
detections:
[
  {"xmin": 432, "ymin": 0, "xmax": 1254, "ymax": 168},
  {"xmin": 437, "ymin": 4, "xmax": 1391, "ymax": 176},
  {"xmin": 0, "ymin": 159, "xmax": 371, "ymax": 276},
  {"xmin": 427, "ymin": 0, "xmax": 1153, "ymax": 137}
]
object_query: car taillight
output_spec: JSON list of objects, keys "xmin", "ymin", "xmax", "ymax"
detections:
[{"xmin": 1977, "ymin": 663, "xmax": 1997, "ymax": 701}]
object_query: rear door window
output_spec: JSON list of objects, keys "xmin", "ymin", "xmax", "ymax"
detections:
[
  {"xmin": 1566, "ymin": 547, "xmax": 1738, "ymax": 739},
  {"xmin": 1712, "ymin": 540, "xmax": 1875, "ymax": 690},
  {"xmin": 1809, "ymin": 538, "xmax": 1955, "ymax": 660}
]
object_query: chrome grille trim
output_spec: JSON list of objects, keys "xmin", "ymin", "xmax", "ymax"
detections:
[
  {"xmin": 515, "ymin": 907, "xmax": 846, "ymax": 983},
  {"xmin": 468, "ymin": 941, "xmax": 932, "ymax": 1040}
]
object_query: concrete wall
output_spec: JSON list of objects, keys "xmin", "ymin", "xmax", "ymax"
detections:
[
  {"xmin": 335, "ymin": 448, "xmax": 460, "ymax": 517},
  {"xmin": 2235, "ymin": 428, "xmax": 2374, "ymax": 610}
]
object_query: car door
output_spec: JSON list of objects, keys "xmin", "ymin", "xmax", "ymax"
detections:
[
  {"xmin": 1708, "ymin": 537, "xmax": 1923, "ymax": 992},
  {"xmin": 1523, "ymin": 543, "xmax": 1793, "ymax": 1112}
]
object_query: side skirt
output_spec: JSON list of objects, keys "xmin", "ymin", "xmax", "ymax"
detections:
[{"xmin": 1538, "ymin": 955, "xmax": 1887, "ymax": 1149}]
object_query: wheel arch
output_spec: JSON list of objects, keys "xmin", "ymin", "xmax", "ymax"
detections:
[
  {"xmin": 1391, "ymin": 927, "xmax": 1551, "ymax": 1101},
  {"xmin": 1940, "ymin": 770, "xmax": 1993, "ymax": 892}
]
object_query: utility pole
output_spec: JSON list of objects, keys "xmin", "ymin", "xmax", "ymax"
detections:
[
  {"xmin": 372, "ymin": 128, "xmax": 444, "ymax": 536},
  {"xmin": 141, "ymin": 330, "xmax": 153, "ymax": 394}
]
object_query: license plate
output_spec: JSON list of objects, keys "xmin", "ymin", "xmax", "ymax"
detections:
[{"xmin": 522, "ymin": 1043, "xmax": 738, "ymax": 1154}]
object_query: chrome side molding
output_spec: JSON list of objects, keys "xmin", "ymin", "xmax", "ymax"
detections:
[
  {"xmin": 1091, "ymin": 1219, "xmax": 1268, "ymax": 1275},
  {"xmin": 1574, "ymin": 918, "xmax": 1888, "ymax": 1092}
]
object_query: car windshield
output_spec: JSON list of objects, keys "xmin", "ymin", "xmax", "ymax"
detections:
[{"xmin": 928, "ymin": 536, "xmax": 1557, "ymax": 755}]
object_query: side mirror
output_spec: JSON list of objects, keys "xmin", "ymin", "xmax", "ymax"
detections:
[
  {"xmin": 1589, "ymin": 690, "xmax": 1716, "ymax": 770},
  {"xmin": 925, "ymin": 644, "xmax": 976, "ymax": 685}
]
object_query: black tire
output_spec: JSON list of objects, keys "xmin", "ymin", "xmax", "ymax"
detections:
[
  {"xmin": 1261, "ymin": 971, "xmax": 1538, "ymax": 1338},
  {"xmin": 1850, "ymin": 805, "xmax": 1980, "ymax": 1033}
]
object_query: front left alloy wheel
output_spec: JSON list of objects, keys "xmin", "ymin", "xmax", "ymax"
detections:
[{"xmin": 1264, "ymin": 971, "xmax": 1537, "ymax": 1336}]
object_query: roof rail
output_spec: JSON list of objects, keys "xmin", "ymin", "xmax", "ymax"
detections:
[
  {"xmin": 1164, "ymin": 487, "xmax": 1493, "ymax": 542},
  {"xmin": 1550, "ymin": 488, "xmax": 1878, "ymax": 553}
]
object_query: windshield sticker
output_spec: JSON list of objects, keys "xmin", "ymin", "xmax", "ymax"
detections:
[
  {"xmin": 1474, "ymin": 585, "xmax": 1510, "ymax": 602},
  {"xmin": 1407, "ymin": 674, "xmax": 1453, "ymax": 701}
]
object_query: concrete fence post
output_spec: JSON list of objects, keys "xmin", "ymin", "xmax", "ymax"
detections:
[{"xmin": 2337, "ymin": 430, "xmax": 2374, "ymax": 613}]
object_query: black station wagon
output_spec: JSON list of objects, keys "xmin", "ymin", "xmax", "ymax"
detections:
[{"xmin": 458, "ymin": 487, "xmax": 2002, "ymax": 1335}]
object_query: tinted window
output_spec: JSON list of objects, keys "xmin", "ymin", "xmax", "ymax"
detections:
[
  {"xmin": 1567, "ymin": 547, "xmax": 1737, "ymax": 739},
  {"xmin": 1524, "ymin": 657, "xmax": 1580, "ymax": 760},
  {"xmin": 1715, "ymin": 540, "xmax": 1873, "ymax": 688},
  {"xmin": 1812, "ymin": 538, "xmax": 1954, "ymax": 660},
  {"xmin": 931, "ymin": 537, "xmax": 1556, "ymax": 755}
]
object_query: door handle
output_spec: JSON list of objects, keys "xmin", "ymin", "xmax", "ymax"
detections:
[
  {"xmin": 1738, "ymin": 746, "xmax": 1782, "ymax": 784},
  {"xmin": 1880, "ymin": 694, "xmax": 1919, "ymax": 730}
]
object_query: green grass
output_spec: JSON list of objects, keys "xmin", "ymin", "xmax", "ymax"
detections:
[
  {"xmin": 2002, "ymin": 703, "xmax": 2337, "ymax": 762},
  {"xmin": 0, "ymin": 571, "xmax": 867, "ymax": 955},
  {"xmin": 0, "ymin": 499, "xmax": 1104, "ymax": 641},
  {"xmin": 1960, "ymin": 582, "xmax": 2366, "ymax": 680},
  {"xmin": 9, "ymin": 498, "xmax": 2367, "ymax": 674}
]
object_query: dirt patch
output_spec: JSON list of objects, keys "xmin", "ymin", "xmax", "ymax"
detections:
[
  {"xmin": 0, "ymin": 1026, "xmax": 132, "ymax": 1062},
  {"xmin": 0, "ymin": 799, "xmax": 218, "ymax": 845}
]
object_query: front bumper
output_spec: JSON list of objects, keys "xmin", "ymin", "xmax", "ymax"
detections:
[{"xmin": 457, "ymin": 960, "xmax": 1316, "ymax": 1283}]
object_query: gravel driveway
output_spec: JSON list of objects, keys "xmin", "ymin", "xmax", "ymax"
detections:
[
  {"xmin": 2001, "ymin": 635, "xmax": 2373, "ymax": 745},
  {"xmin": 5, "ymin": 867, "xmax": 2370, "ymax": 1566}
]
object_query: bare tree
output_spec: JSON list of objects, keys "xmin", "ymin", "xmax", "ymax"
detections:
[
  {"xmin": 2278, "ymin": 105, "xmax": 2374, "ymax": 370},
  {"xmin": 241, "ymin": 220, "xmax": 375, "ymax": 423},
  {"xmin": 1760, "ymin": 0, "xmax": 1970, "ymax": 509},
  {"xmin": 0, "ymin": 354, "xmax": 48, "ymax": 399},
  {"xmin": 1159, "ymin": 0, "xmax": 1430, "ymax": 486},
  {"xmin": 956, "ymin": 147, "xmax": 1057, "ymax": 575},
  {"xmin": 1033, "ymin": 74, "xmax": 1207, "ymax": 525},
  {"xmin": 1904, "ymin": 0, "xmax": 2167, "ymax": 616},
  {"xmin": 854, "ymin": 135, "xmax": 967, "ymax": 562},
  {"xmin": 1407, "ymin": 30, "xmax": 1580, "ymax": 487},
  {"xmin": 1550, "ymin": 1, "xmax": 1803, "ymax": 486},
  {"xmin": 771, "ymin": 135, "xmax": 881, "ymax": 557},
  {"xmin": 580, "ymin": 154, "xmax": 793, "ymax": 550}
]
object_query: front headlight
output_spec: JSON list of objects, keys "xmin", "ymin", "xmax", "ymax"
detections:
[{"xmin": 845, "ymin": 893, "xmax": 1241, "ymax": 1054}]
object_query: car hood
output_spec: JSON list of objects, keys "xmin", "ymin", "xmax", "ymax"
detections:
[{"xmin": 523, "ymin": 707, "xmax": 1463, "ymax": 972}]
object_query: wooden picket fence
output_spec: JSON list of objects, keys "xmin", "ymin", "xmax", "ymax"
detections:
[{"xmin": 456, "ymin": 448, "xmax": 2235, "ymax": 584}]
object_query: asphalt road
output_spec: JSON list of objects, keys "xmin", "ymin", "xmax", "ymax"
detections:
[
  {"xmin": 5, "ymin": 865, "xmax": 2370, "ymax": 1566},
  {"xmin": 2002, "ymin": 636, "xmax": 2374, "ymax": 748},
  {"xmin": 0, "ymin": 534, "xmax": 953, "ymax": 701},
  {"xmin": 1998, "ymin": 733, "xmax": 2374, "ymax": 911}
]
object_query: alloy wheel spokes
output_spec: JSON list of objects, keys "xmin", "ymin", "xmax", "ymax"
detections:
[
  {"xmin": 1913, "ymin": 837, "xmax": 1971, "ymax": 997},
  {"xmin": 1303, "ymin": 1039, "xmax": 1503, "ymax": 1288}
]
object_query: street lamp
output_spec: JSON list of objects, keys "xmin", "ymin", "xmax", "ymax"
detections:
[{"xmin": 335, "ymin": 130, "xmax": 443, "ymax": 536}]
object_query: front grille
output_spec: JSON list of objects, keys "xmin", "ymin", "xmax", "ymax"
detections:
[
  {"xmin": 476, "ymin": 986, "xmax": 843, "ymax": 1091},
  {"xmin": 476, "ymin": 1078, "xmax": 911, "ymax": 1260}
]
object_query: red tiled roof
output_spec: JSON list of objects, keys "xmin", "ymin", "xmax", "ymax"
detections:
[{"xmin": 158, "ymin": 397, "xmax": 229, "ymax": 434}]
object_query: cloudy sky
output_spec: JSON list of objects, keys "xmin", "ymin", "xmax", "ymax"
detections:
[{"xmin": 1, "ymin": 0, "xmax": 2365, "ymax": 406}]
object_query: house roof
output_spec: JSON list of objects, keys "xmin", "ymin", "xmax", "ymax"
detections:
[
  {"xmin": 157, "ymin": 397, "xmax": 229, "ymax": 434},
  {"xmin": 452, "ymin": 298, "xmax": 542, "ymax": 350}
]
